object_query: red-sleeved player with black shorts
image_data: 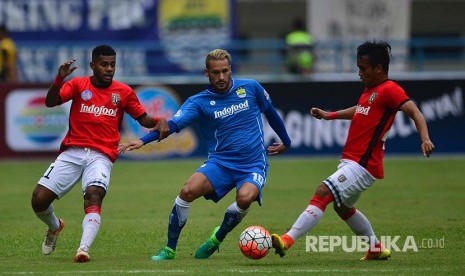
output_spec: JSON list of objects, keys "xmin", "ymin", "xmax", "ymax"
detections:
[
  {"xmin": 30, "ymin": 45, "xmax": 169, "ymax": 263},
  {"xmin": 271, "ymin": 40, "xmax": 435, "ymax": 260}
]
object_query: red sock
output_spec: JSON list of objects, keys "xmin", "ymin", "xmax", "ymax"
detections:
[
  {"xmin": 85, "ymin": 205, "xmax": 101, "ymax": 214},
  {"xmin": 309, "ymin": 193, "xmax": 334, "ymax": 212}
]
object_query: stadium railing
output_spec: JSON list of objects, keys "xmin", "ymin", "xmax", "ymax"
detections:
[{"xmin": 15, "ymin": 37, "xmax": 465, "ymax": 83}]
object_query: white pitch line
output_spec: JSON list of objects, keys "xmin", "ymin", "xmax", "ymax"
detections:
[
  {"xmin": 2, "ymin": 270, "xmax": 186, "ymax": 275},
  {"xmin": 3, "ymin": 268, "xmax": 437, "ymax": 274}
]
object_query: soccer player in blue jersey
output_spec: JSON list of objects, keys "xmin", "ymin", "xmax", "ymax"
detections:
[{"xmin": 118, "ymin": 49, "xmax": 291, "ymax": 260}]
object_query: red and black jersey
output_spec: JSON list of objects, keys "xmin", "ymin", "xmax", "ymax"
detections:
[
  {"xmin": 342, "ymin": 80, "xmax": 410, "ymax": 179},
  {"xmin": 58, "ymin": 76, "xmax": 146, "ymax": 162}
]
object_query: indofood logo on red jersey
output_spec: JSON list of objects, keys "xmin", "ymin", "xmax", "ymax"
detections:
[
  {"xmin": 355, "ymin": 104, "xmax": 370, "ymax": 115},
  {"xmin": 80, "ymin": 104, "xmax": 117, "ymax": 117}
]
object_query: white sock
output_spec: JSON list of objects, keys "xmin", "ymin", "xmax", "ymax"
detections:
[
  {"xmin": 35, "ymin": 204, "xmax": 60, "ymax": 231},
  {"xmin": 174, "ymin": 196, "xmax": 191, "ymax": 225},
  {"xmin": 287, "ymin": 205, "xmax": 324, "ymax": 241},
  {"xmin": 227, "ymin": 202, "xmax": 248, "ymax": 219},
  {"xmin": 79, "ymin": 212, "xmax": 101, "ymax": 252},
  {"xmin": 344, "ymin": 210, "xmax": 379, "ymax": 246}
]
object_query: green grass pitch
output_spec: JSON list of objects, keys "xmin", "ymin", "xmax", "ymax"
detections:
[{"xmin": 1, "ymin": 157, "xmax": 464, "ymax": 275}]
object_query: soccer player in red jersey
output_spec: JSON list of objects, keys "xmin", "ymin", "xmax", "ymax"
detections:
[
  {"xmin": 271, "ymin": 40, "xmax": 435, "ymax": 260},
  {"xmin": 30, "ymin": 45, "xmax": 169, "ymax": 263}
]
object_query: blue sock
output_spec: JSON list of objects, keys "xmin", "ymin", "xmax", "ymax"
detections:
[
  {"xmin": 167, "ymin": 196, "xmax": 191, "ymax": 250},
  {"xmin": 216, "ymin": 202, "xmax": 248, "ymax": 242}
]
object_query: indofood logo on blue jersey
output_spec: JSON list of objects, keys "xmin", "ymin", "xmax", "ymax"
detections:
[
  {"xmin": 120, "ymin": 86, "xmax": 197, "ymax": 159},
  {"xmin": 214, "ymin": 100, "xmax": 249, "ymax": 119}
]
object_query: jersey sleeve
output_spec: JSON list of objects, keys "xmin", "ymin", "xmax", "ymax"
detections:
[
  {"xmin": 252, "ymin": 80, "xmax": 272, "ymax": 112},
  {"xmin": 125, "ymin": 90, "xmax": 146, "ymax": 119},
  {"xmin": 385, "ymin": 82, "xmax": 410, "ymax": 110},
  {"xmin": 59, "ymin": 79, "xmax": 77, "ymax": 103},
  {"xmin": 171, "ymin": 98, "xmax": 201, "ymax": 131}
]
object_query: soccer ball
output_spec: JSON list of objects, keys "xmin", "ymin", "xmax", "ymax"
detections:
[{"xmin": 238, "ymin": 225, "xmax": 272, "ymax": 259}]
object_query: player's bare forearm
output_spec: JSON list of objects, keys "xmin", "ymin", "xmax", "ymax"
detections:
[
  {"xmin": 401, "ymin": 101, "xmax": 435, "ymax": 157},
  {"xmin": 138, "ymin": 117, "xmax": 170, "ymax": 141},
  {"xmin": 412, "ymin": 113, "xmax": 434, "ymax": 157},
  {"xmin": 45, "ymin": 86, "xmax": 62, "ymax": 107},
  {"xmin": 138, "ymin": 115, "xmax": 156, "ymax": 129},
  {"xmin": 336, "ymin": 106, "xmax": 356, "ymax": 119}
]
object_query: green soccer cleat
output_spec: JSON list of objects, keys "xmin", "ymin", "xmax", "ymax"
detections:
[
  {"xmin": 271, "ymin": 233, "xmax": 287, "ymax": 257},
  {"xmin": 151, "ymin": 246, "xmax": 176, "ymax": 261},
  {"xmin": 194, "ymin": 226, "xmax": 221, "ymax": 259}
]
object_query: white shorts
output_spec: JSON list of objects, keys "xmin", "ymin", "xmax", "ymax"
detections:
[
  {"xmin": 38, "ymin": 147, "xmax": 113, "ymax": 199},
  {"xmin": 323, "ymin": 159, "xmax": 376, "ymax": 208}
]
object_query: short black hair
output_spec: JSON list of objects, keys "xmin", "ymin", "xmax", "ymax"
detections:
[
  {"xmin": 357, "ymin": 40, "xmax": 391, "ymax": 72},
  {"xmin": 92, "ymin": 45, "xmax": 116, "ymax": 60}
]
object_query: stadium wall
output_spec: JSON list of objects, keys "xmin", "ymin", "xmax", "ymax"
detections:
[{"xmin": 0, "ymin": 78, "xmax": 463, "ymax": 160}]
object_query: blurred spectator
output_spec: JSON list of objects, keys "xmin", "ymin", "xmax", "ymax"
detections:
[
  {"xmin": 0, "ymin": 24, "xmax": 18, "ymax": 82},
  {"xmin": 285, "ymin": 18, "xmax": 314, "ymax": 75}
]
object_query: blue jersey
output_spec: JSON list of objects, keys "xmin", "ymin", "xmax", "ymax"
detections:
[{"xmin": 172, "ymin": 78, "xmax": 273, "ymax": 170}]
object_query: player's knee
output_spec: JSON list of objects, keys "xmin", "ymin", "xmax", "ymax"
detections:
[
  {"xmin": 179, "ymin": 185, "xmax": 197, "ymax": 202},
  {"xmin": 236, "ymin": 192, "xmax": 255, "ymax": 210},
  {"xmin": 334, "ymin": 205, "xmax": 356, "ymax": 220},
  {"xmin": 31, "ymin": 194, "xmax": 45, "ymax": 212},
  {"xmin": 31, "ymin": 185, "xmax": 55, "ymax": 212},
  {"xmin": 315, "ymin": 183, "xmax": 331, "ymax": 197},
  {"xmin": 179, "ymin": 177, "xmax": 211, "ymax": 202},
  {"xmin": 84, "ymin": 186, "xmax": 106, "ymax": 205}
]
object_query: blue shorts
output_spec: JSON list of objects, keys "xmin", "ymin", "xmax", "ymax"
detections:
[{"xmin": 197, "ymin": 160, "xmax": 268, "ymax": 205}]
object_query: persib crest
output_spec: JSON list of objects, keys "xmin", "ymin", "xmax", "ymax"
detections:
[{"xmin": 236, "ymin": 87, "xmax": 246, "ymax": 98}]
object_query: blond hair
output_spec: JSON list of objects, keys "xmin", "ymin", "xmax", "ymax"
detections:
[{"xmin": 205, "ymin": 49, "xmax": 232, "ymax": 69}]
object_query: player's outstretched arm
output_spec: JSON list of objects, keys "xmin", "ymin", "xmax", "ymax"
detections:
[
  {"xmin": 310, "ymin": 106, "xmax": 356, "ymax": 120},
  {"xmin": 118, "ymin": 120, "xmax": 180, "ymax": 154},
  {"xmin": 263, "ymin": 107, "xmax": 291, "ymax": 153},
  {"xmin": 118, "ymin": 140, "xmax": 144, "ymax": 153},
  {"xmin": 400, "ymin": 100, "xmax": 435, "ymax": 157},
  {"xmin": 138, "ymin": 116, "xmax": 170, "ymax": 141}
]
